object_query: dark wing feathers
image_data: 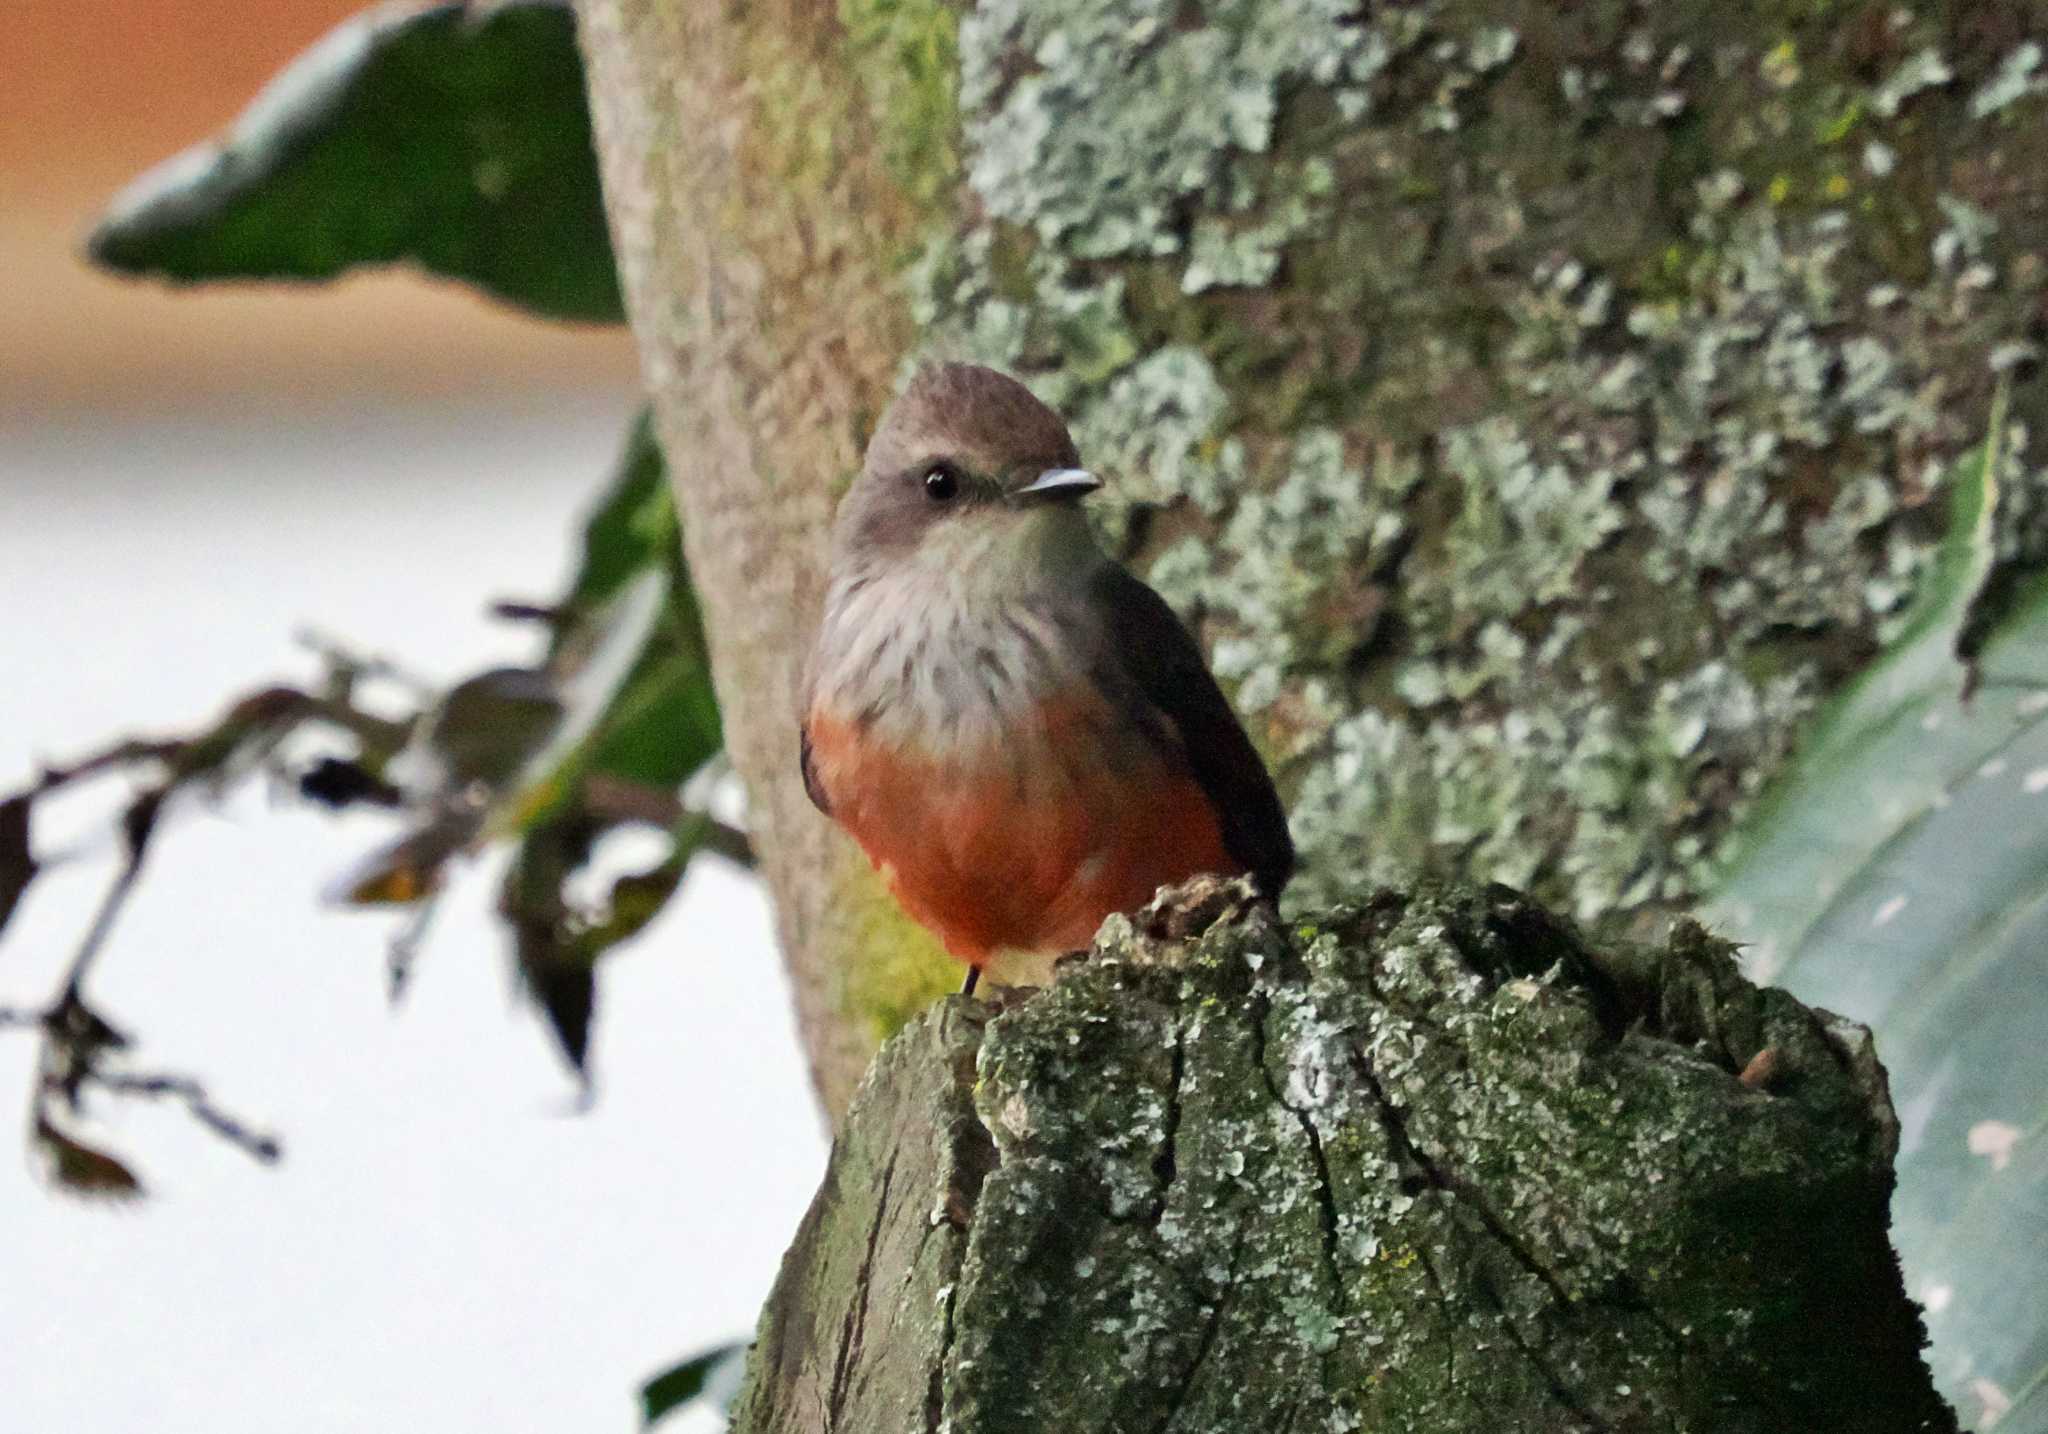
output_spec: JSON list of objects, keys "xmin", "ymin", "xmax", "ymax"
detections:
[
  {"xmin": 799, "ymin": 722, "xmax": 832, "ymax": 816},
  {"xmin": 1091, "ymin": 564, "xmax": 1295, "ymax": 901}
]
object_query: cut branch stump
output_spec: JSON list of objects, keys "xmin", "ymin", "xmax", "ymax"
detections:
[{"xmin": 733, "ymin": 879, "xmax": 1954, "ymax": 1433}]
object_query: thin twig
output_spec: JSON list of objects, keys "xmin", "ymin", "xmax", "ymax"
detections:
[
  {"xmin": 98, "ymin": 1071, "xmax": 281, "ymax": 1164},
  {"xmin": 60, "ymin": 791, "xmax": 164, "ymax": 1003},
  {"xmin": 300, "ymin": 695, "xmax": 411, "ymax": 756},
  {"xmin": 24, "ymin": 738, "xmax": 185, "ymax": 801},
  {"xmin": 294, "ymin": 627, "xmax": 436, "ymax": 700},
  {"xmin": 697, "ymin": 818, "xmax": 756, "ymax": 869},
  {"xmin": 489, "ymin": 599, "xmax": 564, "ymax": 625},
  {"xmin": 12, "ymin": 690, "xmax": 408, "ymax": 813},
  {"xmin": 579, "ymin": 774, "xmax": 755, "ymax": 866}
]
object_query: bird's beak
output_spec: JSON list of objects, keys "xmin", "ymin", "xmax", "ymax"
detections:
[{"xmin": 1015, "ymin": 467, "xmax": 1102, "ymax": 502}]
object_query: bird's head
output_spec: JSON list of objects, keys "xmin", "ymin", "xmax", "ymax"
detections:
[{"xmin": 831, "ymin": 363, "xmax": 1103, "ymax": 589}]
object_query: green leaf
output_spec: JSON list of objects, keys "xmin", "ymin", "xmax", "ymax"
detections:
[
  {"xmin": 501, "ymin": 805, "xmax": 731, "ymax": 1076},
  {"xmin": 488, "ymin": 570, "xmax": 712, "ymax": 835},
  {"xmin": 640, "ymin": 1342, "xmax": 746, "ymax": 1427},
  {"xmin": 580, "ymin": 619, "xmax": 723, "ymax": 791},
  {"xmin": 501, "ymin": 814, "xmax": 599, "ymax": 1074},
  {"xmin": 87, "ymin": 0, "xmax": 621, "ymax": 322},
  {"xmin": 520, "ymin": 935, "xmax": 597, "ymax": 1074},
  {"xmin": 574, "ymin": 810, "xmax": 730, "ymax": 962},
  {"xmin": 1708, "ymin": 381, "xmax": 2006, "ymax": 966},
  {"xmin": 561, "ymin": 413, "xmax": 674, "ymax": 618},
  {"xmin": 537, "ymin": 417, "xmax": 719, "ymax": 798},
  {"xmin": 33, "ymin": 1116, "xmax": 145, "ymax": 1203},
  {"xmin": 550, "ymin": 422, "xmax": 721, "ymax": 787},
  {"xmin": 1706, "ymin": 386, "xmax": 2048, "ymax": 1430},
  {"xmin": 414, "ymin": 667, "xmax": 566, "ymax": 794},
  {"xmin": 504, "ymin": 420, "xmax": 720, "ymax": 820}
]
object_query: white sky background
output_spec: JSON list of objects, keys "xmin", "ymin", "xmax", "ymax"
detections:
[{"xmin": 0, "ymin": 396, "xmax": 826, "ymax": 1433}]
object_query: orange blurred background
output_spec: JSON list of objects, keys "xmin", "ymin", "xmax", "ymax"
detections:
[{"xmin": 1, "ymin": 0, "xmax": 638, "ymax": 416}]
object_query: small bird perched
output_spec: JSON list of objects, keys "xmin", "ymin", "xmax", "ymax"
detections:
[{"xmin": 801, "ymin": 363, "xmax": 1293, "ymax": 991}]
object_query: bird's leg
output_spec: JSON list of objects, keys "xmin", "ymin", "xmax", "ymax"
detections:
[{"xmin": 960, "ymin": 965, "xmax": 981, "ymax": 998}]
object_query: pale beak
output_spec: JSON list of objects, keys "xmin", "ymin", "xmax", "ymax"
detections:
[{"xmin": 1015, "ymin": 467, "xmax": 1102, "ymax": 501}]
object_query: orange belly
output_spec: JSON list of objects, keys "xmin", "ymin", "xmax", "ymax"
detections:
[{"xmin": 805, "ymin": 705, "xmax": 1239, "ymax": 966}]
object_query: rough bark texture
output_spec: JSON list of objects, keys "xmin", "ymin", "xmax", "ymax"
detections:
[
  {"xmin": 573, "ymin": 0, "xmax": 960, "ymax": 1113},
  {"xmin": 573, "ymin": 0, "xmax": 2048, "ymax": 1115},
  {"xmin": 733, "ymin": 877, "xmax": 1953, "ymax": 1433}
]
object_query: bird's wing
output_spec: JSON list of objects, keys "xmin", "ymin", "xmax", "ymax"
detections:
[
  {"xmin": 799, "ymin": 720, "xmax": 832, "ymax": 817},
  {"xmin": 1090, "ymin": 564, "xmax": 1295, "ymax": 900}
]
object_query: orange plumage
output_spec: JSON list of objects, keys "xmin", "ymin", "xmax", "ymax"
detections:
[{"xmin": 804, "ymin": 703, "xmax": 1239, "ymax": 966}]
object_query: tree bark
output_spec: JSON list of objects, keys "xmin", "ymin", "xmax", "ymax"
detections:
[
  {"xmin": 732, "ymin": 877, "xmax": 1953, "ymax": 1433},
  {"xmin": 572, "ymin": 0, "xmax": 2048, "ymax": 1118},
  {"xmin": 572, "ymin": 0, "xmax": 957, "ymax": 1114}
]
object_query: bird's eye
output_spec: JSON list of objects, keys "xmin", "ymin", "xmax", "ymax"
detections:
[{"xmin": 922, "ymin": 463, "xmax": 962, "ymax": 502}]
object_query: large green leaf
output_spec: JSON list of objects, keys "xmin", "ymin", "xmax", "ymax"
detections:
[
  {"xmin": 87, "ymin": 0, "xmax": 621, "ymax": 322},
  {"xmin": 484, "ymin": 426, "xmax": 727, "ymax": 1076},
  {"xmin": 1707, "ymin": 390, "xmax": 2048, "ymax": 1431},
  {"xmin": 514, "ymin": 421, "xmax": 720, "ymax": 816},
  {"xmin": 560, "ymin": 412, "xmax": 673, "ymax": 616},
  {"xmin": 640, "ymin": 1342, "xmax": 746, "ymax": 1428},
  {"xmin": 548, "ymin": 415, "xmax": 721, "ymax": 791}
]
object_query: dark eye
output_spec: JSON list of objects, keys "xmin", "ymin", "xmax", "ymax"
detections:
[{"xmin": 922, "ymin": 463, "xmax": 962, "ymax": 502}]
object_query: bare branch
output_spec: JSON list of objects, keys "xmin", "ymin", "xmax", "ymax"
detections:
[
  {"xmin": 581, "ymin": 773, "xmax": 756, "ymax": 866},
  {"xmin": 98, "ymin": 1071, "xmax": 282, "ymax": 1165},
  {"xmin": 60, "ymin": 791, "xmax": 164, "ymax": 1003}
]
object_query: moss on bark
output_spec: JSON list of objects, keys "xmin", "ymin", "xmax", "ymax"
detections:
[
  {"xmin": 578, "ymin": 0, "xmax": 2048, "ymax": 1111},
  {"xmin": 732, "ymin": 877, "xmax": 1954, "ymax": 1433},
  {"xmin": 916, "ymin": 0, "xmax": 2048, "ymax": 930}
]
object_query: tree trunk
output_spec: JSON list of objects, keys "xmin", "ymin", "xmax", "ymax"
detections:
[
  {"xmin": 572, "ymin": 0, "xmax": 2048, "ymax": 1117},
  {"xmin": 732, "ymin": 877, "xmax": 1953, "ymax": 1433},
  {"xmin": 572, "ymin": 0, "xmax": 959, "ymax": 1113}
]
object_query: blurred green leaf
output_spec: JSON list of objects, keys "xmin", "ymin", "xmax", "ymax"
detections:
[
  {"xmin": 87, "ymin": 0, "xmax": 621, "ymax": 322},
  {"xmin": 1707, "ymin": 387, "xmax": 2048, "ymax": 1430},
  {"xmin": 520, "ymin": 942, "xmax": 597, "ymax": 1074},
  {"xmin": 515, "ymin": 421, "xmax": 720, "ymax": 814},
  {"xmin": 488, "ymin": 571, "xmax": 698, "ymax": 833},
  {"xmin": 561, "ymin": 413, "xmax": 674, "ymax": 619},
  {"xmin": 640, "ymin": 1342, "xmax": 746, "ymax": 1428},
  {"xmin": 580, "ymin": 623, "xmax": 723, "ymax": 791},
  {"xmin": 573, "ymin": 810, "xmax": 731, "ymax": 961},
  {"xmin": 501, "ymin": 804, "xmax": 741, "ymax": 1075},
  {"xmin": 502, "ymin": 812, "xmax": 599, "ymax": 1074},
  {"xmin": 33, "ymin": 1116, "xmax": 145, "ymax": 1203},
  {"xmin": 413, "ymin": 667, "xmax": 566, "ymax": 794},
  {"xmin": 0, "ymin": 795, "xmax": 36, "ymax": 939},
  {"xmin": 311, "ymin": 416, "xmax": 727, "ymax": 1078}
]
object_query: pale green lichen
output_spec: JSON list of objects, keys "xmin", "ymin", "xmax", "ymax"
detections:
[
  {"xmin": 905, "ymin": 0, "xmax": 2048, "ymax": 936},
  {"xmin": 1970, "ymin": 41, "xmax": 2044, "ymax": 120},
  {"xmin": 959, "ymin": 0, "xmax": 1388, "ymax": 258},
  {"xmin": 1872, "ymin": 46, "xmax": 1954, "ymax": 118}
]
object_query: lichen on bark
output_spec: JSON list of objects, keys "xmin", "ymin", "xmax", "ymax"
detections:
[
  {"xmin": 909, "ymin": 0, "xmax": 2048, "ymax": 929},
  {"xmin": 577, "ymin": 0, "xmax": 2048, "ymax": 1110},
  {"xmin": 731, "ymin": 877, "xmax": 1954, "ymax": 1433}
]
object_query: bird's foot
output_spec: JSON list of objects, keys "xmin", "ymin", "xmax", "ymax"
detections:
[{"xmin": 969, "ymin": 981, "xmax": 1041, "ymax": 1014}]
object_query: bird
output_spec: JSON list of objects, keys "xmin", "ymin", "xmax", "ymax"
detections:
[{"xmin": 800, "ymin": 362, "xmax": 1293, "ymax": 994}]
